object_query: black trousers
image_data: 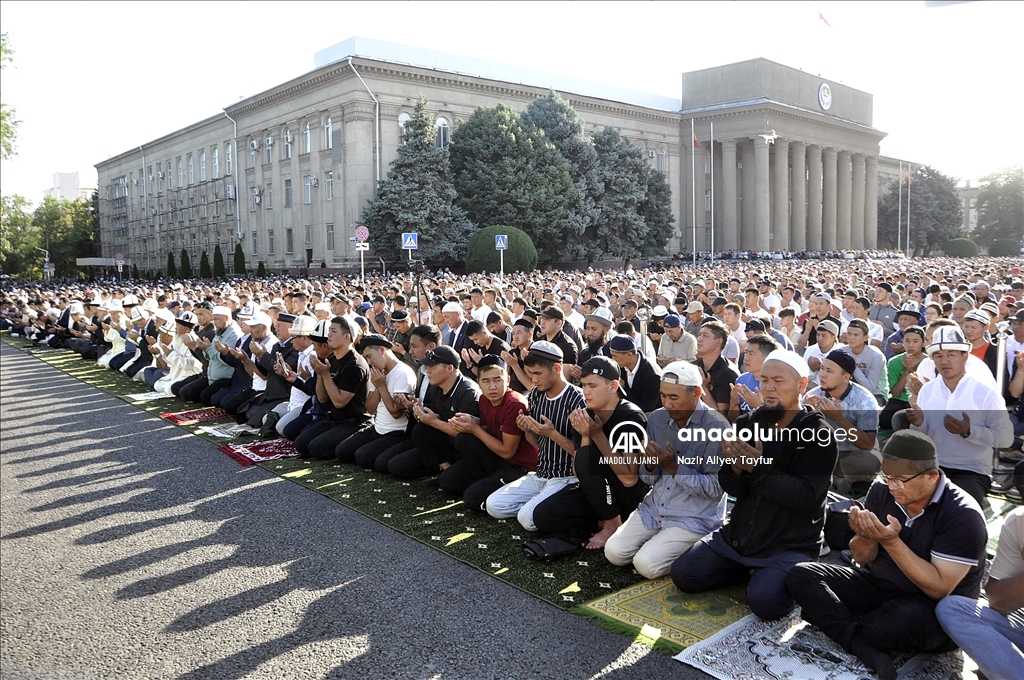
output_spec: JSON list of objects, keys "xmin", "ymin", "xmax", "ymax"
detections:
[
  {"xmin": 463, "ymin": 466, "xmax": 528, "ymax": 513},
  {"xmin": 380, "ymin": 423, "xmax": 455, "ymax": 479},
  {"xmin": 108, "ymin": 347, "xmax": 136, "ymax": 371},
  {"xmin": 174, "ymin": 374, "xmax": 207, "ymax": 400},
  {"xmin": 334, "ymin": 424, "xmax": 407, "ymax": 466},
  {"xmin": 941, "ymin": 467, "xmax": 990, "ymax": 508},
  {"xmin": 531, "ymin": 444, "xmax": 649, "ymax": 537},
  {"xmin": 878, "ymin": 398, "xmax": 908, "ymax": 431},
  {"xmin": 785, "ymin": 562, "xmax": 951, "ymax": 655},
  {"xmin": 282, "ymin": 412, "xmax": 315, "ymax": 441},
  {"xmin": 222, "ymin": 388, "xmax": 256, "ymax": 416},
  {"xmin": 294, "ymin": 418, "xmax": 367, "ymax": 460},
  {"xmin": 438, "ymin": 433, "xmax": 515, "ymax": 496}
]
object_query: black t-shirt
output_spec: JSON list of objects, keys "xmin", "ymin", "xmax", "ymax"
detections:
[
  {"xmin": 324, "ymin": 350, "xmax": 370, "ymax": 422},
  {"xmin": 547, "ymin": 330, "xmax": 579, "ymax": 366},
  {"xmin": 693, "ymin": 354, "xmax": 739, "ymax": 407},
  {"xmin": 573, "ymin": 398, "xmax": 648, "ymax": 450},
  {"xmin": 424, "ymin": 373, "xmax": 482, "ymax": 422}
]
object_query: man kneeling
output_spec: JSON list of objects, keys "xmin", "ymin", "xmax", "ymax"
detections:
[
  {"xmin": 786, "ymin": 430, "xmax": 987, "ymax": 680},
  {"xmin": 532, "ymin": 356, "xmax": 650, "ymax": 549}
]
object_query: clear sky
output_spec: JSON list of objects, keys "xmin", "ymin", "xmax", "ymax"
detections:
[{"xmin": 1, "ymin": 1, "xmax": 1021, "ymax": 205}]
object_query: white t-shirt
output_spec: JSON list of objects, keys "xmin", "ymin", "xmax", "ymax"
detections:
[
  {"xmin": 804, "ymin": 341, "xmax": 846, "ymax": 387},
  {"xmin": 287, "ymin": 345, "xmax": 316, "ymax": 410},
  {"xmin": 368, "ymin": 361, "xmax": 417, "ymax": 434}
]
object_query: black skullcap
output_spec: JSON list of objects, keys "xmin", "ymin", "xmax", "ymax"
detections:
[
  {"xmin": 882, "ymin": 430, "xmax": 937, "ymax": 462},
  {"xmin": 825, "ymin": 349, "xmax": 857, "ymax": 377}
]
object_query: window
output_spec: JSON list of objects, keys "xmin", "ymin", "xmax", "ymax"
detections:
[
  {"xmin": 398, "ymin": 112, "xmax": 411, "ymax": 139},
  {"xmin": 167, "ymin": 162, "xmax": 172, "ymax": 189},
  {"xmin": 304, "ymin": 225, "xmax": 312, "ymax": 246},
  {"xmin": 225, "ymin": 143, "xmax": 232, "ymax": 175},
  {"xmin": 249, "ymin": 141, "xmax": 256, "ymax": 168},
  {"xmin": 705, "ymin": 190, "xmax": 711, "ymax": 211},
  {"xmin": 285, "ymin": 228, "xmax": 294, "ymax": 254},
  {"xmin": 325, "ymin": 171, "xmax": 333, "ymax": 200},
  {"xmin": 158, "ymin": 167, "xmax": 164, "ymax": 192},
  {"xmin": 213, "ymin": 147, "xmax": 220, "ymax": 178},
  {"xmin": 251, "ymin": 230, "xmax": 258, "ymax": 256},
  {"xmin": 324, "ymin": 117, "xmax": 333, "ymax": 150},
  {"xmin": 284, "ymin": 129, "xmax": 292, "ymax": 159},
  {"xmin": 177, "ymin": 159, "xmax": 183, "ymax": 188},
  {"xmin": 147, "ymin": 166, "xmax": 154, "ymax": 195},
  {"xmin": 303, "ymin": 123, "xmax": 311, "ymax": 154},
  {"xmin": 268, "ymin": 229, "xmax": 275, "ymax": 255},
  {"xmin": 435, "ymin": 117, "xmax": 450, "ymax": 148},
  {"xmin": 303, "ymin": 176, "xmax": 312, "ymax": 204},
  {"xmin": 284, "ymin": 179, "xmax": 292, "ymax": 207},
  {"xmin": 200, "ymin": 151, "xmax": 206, "ymax": 181},
  {"xmin": 265, "ymin": 136, "xmax": 273, "ymax": 165},
  {"xmin": 188, "ymin": 155, "xmax": 194, "ymax": 184},
  {"xmin": 326, "ymin": 223, "xmax": 335, "ymax": 251},
  {"xmin": 266, "ymin": 183, "xmax": 273, "ymax": 209},
  {"xmin": 250, "ymin": 186, "xmax": 257, "ymax": 212},
  {"xmin": 656, "ymin": 148, "xmax": 666, "ymax": 173}
]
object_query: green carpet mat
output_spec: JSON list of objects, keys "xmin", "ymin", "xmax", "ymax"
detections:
[{"xmin": 258, "ymin": 457, "xmax": 646, "ymax": 610}]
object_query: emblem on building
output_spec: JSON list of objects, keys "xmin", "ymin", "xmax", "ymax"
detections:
[{"xmin": 818, "ymin": 82, "xmax": 832, "ymax": 111}]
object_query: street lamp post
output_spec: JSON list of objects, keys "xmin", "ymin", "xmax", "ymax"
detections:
[{"xmin": 34, "ymin": 247, "xmax": 51, "ymax": 280}]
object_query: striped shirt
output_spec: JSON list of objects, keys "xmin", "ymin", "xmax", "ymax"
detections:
[{"xmin": 527, "ymin": 383, "xmax": 585, "ymax": 479}]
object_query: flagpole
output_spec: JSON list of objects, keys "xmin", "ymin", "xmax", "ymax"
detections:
[
  {"xmin": 691, "ymin": 118, "xmax": 697, "ymax": 269},
  {"xmin": 906, "ymin": 163, "xmax": 912, "ymax": 258},
  {"xmin": 710, "ymin": 122, "xmax": 715, "ymax": 266},
  {"xmin": 897, "ymin": 161, "xmax": 903, "ymax": 254}
]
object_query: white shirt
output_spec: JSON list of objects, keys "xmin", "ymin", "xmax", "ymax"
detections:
[
  {"xmin": 250, "ymin": 334, "xmax": 279, "ymax": 391},
  {"xmin": 915, "ymin": 354, "xmax": 998, "ymax": 392},
  {"xmin": 912, "ymin": 373, "xmax": 1014, "ymax": 476},
  {"xmin": 471, "ymin": 304, "xmax": 492, "ymax": 324},
  {"xmin": 565, "ymin": 310, "xmax": 586, "ymax": 331},
  {"xmin": 368, "ymin": 361, "xmax": 417, "ymax": 434},
  {"xmin": 287, "ymin": 345, "xmax": 316, "ymax": 410}
]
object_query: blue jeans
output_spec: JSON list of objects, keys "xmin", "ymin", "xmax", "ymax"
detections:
[{"xmin": 936, "ymin": 595, "xmax": 1024, "ymax": 680}]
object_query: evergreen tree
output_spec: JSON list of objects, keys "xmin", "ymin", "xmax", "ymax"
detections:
[
  {"xmin": 179, "ymin": 248, "xmax": 191, "ymax": 278},
  {"xmin": 199, "ymin": 251, "xmax": 212, "ymax": 278},
  {"xmin": 256, "ymin": 261, "xmax": 267, "ymax": 277},
  {"xmin": 449, "ymin": 103, "xmax": 576, "ymax": 265},
  {"xmin": 639, "ymin": 169, "xmax": 675, "ymax": 256},
  {"xmin": 233, "ymin": 242, "xmax": 246, "ymax": 275},
  {"xmin": 878, "ymin": 165, "xmax": 963, "ymax": 256},
  {"xmin": 521, "ymin": 91, "xmax": 601, "ymax": 259},
  {"xmin": 591, "ymin": 127, "xmax": 650, "ymax": 264},
  {"xmin": 361, "ymin": 97, "xmax": 474, "ymax": 265},
  {"xmin": 166, "ymin": 251, "xmax": 177, "ymax": 278},
  {"xmin": 131, "ymin": 263, "xmax": 139, "ymax": 279},
  {"xmin": 213, "ymin": 243, "xmax": 226, "ymax": 278}
]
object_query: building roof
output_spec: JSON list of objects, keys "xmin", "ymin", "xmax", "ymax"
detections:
[{"xmin": 313, "ymin": 36, "xmax": 684, "ymax": 113}]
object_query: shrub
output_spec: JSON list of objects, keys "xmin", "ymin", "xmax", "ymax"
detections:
[
  {"xmin": 989, "ymin": 238, "xmax": 1020, "ymax": 257},
  {"xmin": 944, "ymin": 238, "xmax": 978, "ymax": 257},
  {"xmin": 464, "ymin": 225, "xmax": 538, "ymax": 274}
]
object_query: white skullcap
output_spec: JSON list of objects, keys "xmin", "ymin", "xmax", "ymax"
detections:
[
  {"xmin": 762, "ymin": 349, "xmax": 810, "ymax": 379},
  {"xmin": 212, "ymin": 305, "xmax": 232, "ymax": 317},
  {"xmin": 442, "ymin": 301, "xmax": 462, "ymax": 313}
]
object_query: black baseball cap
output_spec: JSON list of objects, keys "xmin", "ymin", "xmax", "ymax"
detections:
[{"xmin": 418, "ymin": 346, "xmax": 461, "ymax": 368}]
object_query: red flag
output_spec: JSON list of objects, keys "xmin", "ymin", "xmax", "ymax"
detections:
[
  {"xmin": 907, "ymin": 173, "xmax": 913, "ymax": 185},
  {"xmin": 693, "ymin": 132, "xmax": 700, "ymax": 149},
  {"xmin": 818, "ymin": 13, "xmax": 832, "ymax": 28}
]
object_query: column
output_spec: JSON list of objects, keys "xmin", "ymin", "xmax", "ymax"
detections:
[
  {"xmin": 343, "ymin": 102, "xmax": 376, "ymax": 261},
  {"xmin": 695, "ymin": 147, "xmax": 707, "ymax": 251},
  {"xmin": 790, "ymin": 141, "xmax": 807, "ymax": 251},
  {"xmin": 837, "ymin": 151, "xmax": 852, "ymax": 250},
  {"xmin": 721, "ymin": 140, "xmax": 738, "ymax": 252},
  {"xmin": 772, "ymin": 139, "xmax": 790, "ymax": 251},
  {"xmin": 741, "ymin": 142, "xmax": 755, "ymax": 249},
  {"xmin": 822, "ymin": 147, "xmax": 838, "ymax": 250},
  {"xmin": 851, "ymin": 153, "xmax": 866, "ymax": 250},
  {"xmin": 864, "ymin": 156, "xmax": 878, "ymax": 249},
  {"xmin": 807, "ymin": 144, "xmax": 822, "ymax": 250},
  {"xmin": 753, "ymin": 137, "xmax": 771, "ymax": 252}
]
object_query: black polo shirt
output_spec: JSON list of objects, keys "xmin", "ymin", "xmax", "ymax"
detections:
[
  {"xmin": 545, "ymin": 330, "xmax": 579, "ymax": 366},
  {"xmin": 423, "ymin": 373, "xmax": 482, "ymax": 421},
  {"xmin": 325, "ymin": 349, "xmax": 370, "ymax": 422},
  {"xmin": 693, "ymin": 354, "xmax": 739, "ymax": 407},
  {"xmin": 863, "ymin": 474, "xmax": 986, "ymax": 598}
]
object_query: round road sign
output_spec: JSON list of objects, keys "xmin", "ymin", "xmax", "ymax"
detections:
[{"xmin": 355, "ymin": 226, "xmax": 369, "ymax": 242}]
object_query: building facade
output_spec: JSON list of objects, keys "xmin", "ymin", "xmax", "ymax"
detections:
[
  {"xmin": 44, "ymin": 172, "xmax": 93, "ymax": 202},
  {"xmin": 96, "ymin": 38, "xmax": 888, "ymax": 275}
]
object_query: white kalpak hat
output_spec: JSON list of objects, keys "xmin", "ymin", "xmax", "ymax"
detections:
[{"xmin": 927, "ymin": 327, "xmax": 970, "ymax": 355}]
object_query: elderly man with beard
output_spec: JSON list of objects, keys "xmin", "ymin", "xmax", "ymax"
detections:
[
  {"xmin": 569, "ymin": 307, "xmax": 614, "ymax": 381},
  {"xmin": 671, "ymin": 350, "xmax": 838, "ymax": 621}
]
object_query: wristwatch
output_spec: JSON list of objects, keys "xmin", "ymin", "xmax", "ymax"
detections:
[{"xmin": 960, "ymin": 429, "xmax": 970, "ymax": 439}]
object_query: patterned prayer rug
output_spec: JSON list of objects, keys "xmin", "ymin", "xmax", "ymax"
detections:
[
  {"xmin": 160, "ymin": 407, "xmax": 230, "ymax": 425},
  {"xmin": 674, "ymin": 609, "xmax": 964, "ymax": 679},
  {"xmin": 218, "ymin": 438, "xmax": 298, "ymax": 466},
  {"xmin": 572, "ymin": 579, "xmax": 749, "ymax": 654}
]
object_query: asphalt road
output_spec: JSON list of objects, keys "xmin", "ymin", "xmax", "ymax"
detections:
[{"xmin": 0, "ymin": 341, "xmax": 704, "ymax": 680}]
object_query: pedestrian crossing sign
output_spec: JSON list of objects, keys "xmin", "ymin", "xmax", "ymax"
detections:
[
  {"xmin": 495, "ymin": 234, "xmax": 508, "ymax": 251},
  {"xmin": 402, "ymin": 233, "xmax": 418, "ymax": 250}
]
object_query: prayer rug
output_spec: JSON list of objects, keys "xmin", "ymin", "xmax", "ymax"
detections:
[
  {"xmin": 674, "ymin": 608, "xmax": 964, "ymax": 679},
  {"xmin": 259, "ymin": 458, "xmax": 646, "ymax": 610},
  {"xmin": 218, "ymin": 438, "xmax": 298, "ymax": 466},
  {"xmin": 160, "ymin": 407, "xmax": 230, "ymax": 425},
  {"xmin": 572, "ymin": 579, "xmax": 748, "ymax": 654}
]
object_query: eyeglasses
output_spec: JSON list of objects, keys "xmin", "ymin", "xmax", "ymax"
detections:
[{"xmin": 878, "ymin": 469, "xmax": 934, "ymax": 489}]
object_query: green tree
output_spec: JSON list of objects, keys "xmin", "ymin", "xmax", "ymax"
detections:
[
  {"xmin": 361, "ymin": 97, "xmax": 474, "ymax": 265},
  {"xmin": 179, "ymin": 249, "xmax": 191, "ymax": 278},
  {"xmin": 131, "ymin": 262, "xmax": 139, "ymax": 279},
  {"xmin": 639, "ymin": 169, "xmax": 675, "ymax": 257},
  {"xmin": 989, "ymin": 238, "xmax": 1020, "ymax": 257},
  {"xmin": 591, "ymin": 127, "xmax": 650, "ymax": 264},
  {"xmin": 233, "ymin": 242, "xmax": 246, "ymax": 275},
  {"xmin": 31, "ymin": 196, "xmax": 98, "ymax": 278},
  {"xmin": 464, "ymin": 225, "xmax": 538, "ymax": 274},
  {"xmin": 0, "ymin": 194, "xmax": 39, "ymax": 277},
  {"xmin": 877, "ymin": 165, "xmax": 963, "ymax": 256},
  {"xmin": 166, "ymin": 251, "xmax": 177, "ymax": 278},
  {"xmin": 213, "ymin": 243, "xmax": 226, "ymax": 278},
  {"xmin": 449, "ymin": 103, "xmax": 576, "ymax": 265},
  {"xmin": 1, "ymin": 34, "xmax": 19, "ymax": 160},
  {"xmin": 973, "ymin": 166, "xmax": 1023, "ymax": 248},
  {"xmin": 521, "ymin": 91, "xmax": 599, "ymax": 259},
  {"xmin": 199, "ymin": 251, "xmax": 212, "ymax": 278},
  {"xmin": 256, "ymin": 261, "xmax": 267, "ymax": 277}
]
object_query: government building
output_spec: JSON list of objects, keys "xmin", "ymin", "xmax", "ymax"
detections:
[{"xmin": 96, "ymin": 37, "xmax": 888, "ymax": 274}]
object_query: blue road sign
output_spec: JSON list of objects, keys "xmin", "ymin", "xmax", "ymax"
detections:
[
  {"xmin": 495, "ymin": 234, "xmax": 508, "ymax": 251},
  {"xmin": 402, "ymin": 233, "xmax": 418, "ymax": 250}
]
